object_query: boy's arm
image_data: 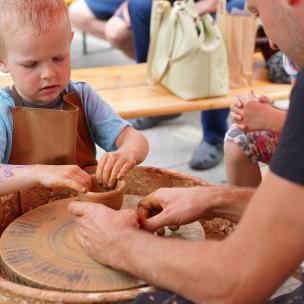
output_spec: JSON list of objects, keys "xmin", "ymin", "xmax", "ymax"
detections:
[
  {"xmin": 115, "ymin": 126, "xmax": 149, "ymax": 165},
  {"xmin": 0, "ymin": 164, "xmax": 91, "ymax": 196},
  {"xmin": 0, "ymin": 165, "xmax": 36, "ymax": 195}
]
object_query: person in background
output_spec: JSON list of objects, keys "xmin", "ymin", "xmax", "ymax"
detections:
[
  {"xmin": 127, "ymin": 0, "xmax": 245, "ymax": 170},
  {"xmin": 224, "ymin": 55, "xmax": 297, "ymax": 187},
  {"xmin": 69, "ymin": 0, "xmax": 134, "ymax": 58}
]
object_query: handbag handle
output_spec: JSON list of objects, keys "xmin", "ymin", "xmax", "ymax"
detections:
[
  {"xmin": 147, "ymin": 0, "xmax": 221, "ymax": 84},
  {"xmin": 147, "ymin": 0, "xmax": 169, "ymax": 84}
]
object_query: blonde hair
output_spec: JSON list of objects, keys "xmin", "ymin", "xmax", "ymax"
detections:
[{"xmin": 0, "ymin": 0, "xmax": 70, "ymax": 56}]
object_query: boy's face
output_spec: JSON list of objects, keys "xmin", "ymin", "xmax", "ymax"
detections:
[{"xmin": 0, "ymin": 26, "xmax": 73, "ymax": 103}]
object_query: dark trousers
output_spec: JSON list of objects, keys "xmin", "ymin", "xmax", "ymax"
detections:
[
  {"xmin": 85, "ymin": 0, "xmax": 124, "ymax": 20},
  {"xmin": 128, "ymin": 0, "xmax": 244, "ymax": 145}
]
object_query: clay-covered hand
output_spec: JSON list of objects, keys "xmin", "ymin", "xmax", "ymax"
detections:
[
  {"xmin": 96, "ymin": 150, "xmax": 137, "ymax": 189},
  {"xmin": 32, "ymin": 164, "xmax": 91, "ymax": 192},
  {"xmin": 137, "ymin": 187, "xmax": 211, "ymax": 233},
  {"xmin": 68, "ymin": 201, "xmax": 139, "ymax": 265},
  {"xmin": 230, "ymin": 91, "xmax": 273, "ymax": 131}
]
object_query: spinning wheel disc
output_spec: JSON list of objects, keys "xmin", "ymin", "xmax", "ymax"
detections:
[{"xmin": 0, "ymin": 195, "xmax": 203, "ymax": 293}]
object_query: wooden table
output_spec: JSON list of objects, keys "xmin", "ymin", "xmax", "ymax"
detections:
[{"xmin": 0, "ymin": 61, "xmax": 291, "ymax": 119}]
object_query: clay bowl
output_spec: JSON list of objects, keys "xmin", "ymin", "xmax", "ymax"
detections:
[{"xmin": 78, "ymin": 175, "xmax": 126, "ymax": 210}]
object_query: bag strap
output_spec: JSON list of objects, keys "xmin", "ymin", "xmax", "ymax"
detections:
[{"xmin": 147, "ymin": 1, "xmax": 169, "ymax": 85}]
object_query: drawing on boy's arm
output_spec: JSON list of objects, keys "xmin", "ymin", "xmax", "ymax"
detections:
[{"xmin": 0, "ymin": 165, "xmax": 30, "ymax": 180}]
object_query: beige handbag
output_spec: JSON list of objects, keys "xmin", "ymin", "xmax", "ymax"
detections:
[
  {"xmin": 216, "ymin": 0, "xmax": 257, "ymax": 87},
  {"xmin": 147, "ymin": 0, "xmax": 229, "ymax": 100}
]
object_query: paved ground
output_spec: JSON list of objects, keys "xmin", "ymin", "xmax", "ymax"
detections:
[{"xmin": 71, "ymin": 30, "xmax": 301, "ymax": 298}]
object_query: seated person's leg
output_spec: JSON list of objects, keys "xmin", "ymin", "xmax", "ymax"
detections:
[
  {"xmin": 104, "ymin": 1, "xmax": 134, "ymax": 58},
  {"xmin": 190, "ymin": 109, "xmax": 228, "ymax": 170},
  {"xmin": 69, "ymin": 0, "xmax": 123, "ymax": 40},
  {"xmin": 224, "ymin": 142, "xmax": 262, "ymax": 187},
  {"xmin": 224, "ymin": 124, "xmax": 279, "ymax": 187},
  {"xmin": 128, "ymin": 0, "xmax": 152, "ymax": 63}
]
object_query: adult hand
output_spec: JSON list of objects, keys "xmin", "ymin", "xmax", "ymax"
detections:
[
  {"xmin": 137, "ymin": 187, "xmax": 213, "ymax": 233},
  {"xmin": 96, "ymin": 150, "xmax": 137, "ymax": 189},
  {"xmin": 33, "ymin": 164, "xmax": 91, "ymax": 192},
  {"xmin": 68, "ymin": 201, "xmax": 139, "ymax": 265}
]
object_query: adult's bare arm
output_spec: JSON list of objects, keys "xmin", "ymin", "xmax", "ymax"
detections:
[{"xmin": 70, "ymin": 171, "xmax": 304, "ymax": 303}]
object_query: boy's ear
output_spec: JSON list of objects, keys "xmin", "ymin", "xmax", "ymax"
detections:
[
  {"xmin": 0, "ymin": 56, "xmax": 9, "ymax": 73},
  {"xmin": 0, "ymin": 60, "xmax": 9, "ymax": 73}
]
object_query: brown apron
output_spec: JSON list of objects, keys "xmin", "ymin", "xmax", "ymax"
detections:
[
  {"xmin": 8, "ymin": 86, "xmax": 97, "ymax": 168},
  {"xmin": 1, "ymin": 86, "xmax": 97, "ymax": 215}
]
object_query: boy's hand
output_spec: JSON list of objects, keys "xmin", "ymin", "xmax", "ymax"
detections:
[
  {"xmin": 96, "ymin": 126, "xmax": 149, "ymax": 188},
  {"xmin": 96, "ymin": 151, "xmax": 136, "ymax": 188},
  {"xmin": 33, "ymin": 164, "xmax": 91, "ymax": 192}
]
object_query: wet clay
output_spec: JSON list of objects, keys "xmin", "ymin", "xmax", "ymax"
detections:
[{"xmin": 78, "ymin": 175, "xmax": 126, "ymax": 210}]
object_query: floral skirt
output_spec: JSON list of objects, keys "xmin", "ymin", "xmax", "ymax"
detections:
[{"xmin": 224, "ymin": 123, "xmax": 280, "ymax": 164}]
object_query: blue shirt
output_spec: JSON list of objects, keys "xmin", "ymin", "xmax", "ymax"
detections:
[{"xmin": 0, "ymin": 81, "xmax": 130, "ymax": 163}]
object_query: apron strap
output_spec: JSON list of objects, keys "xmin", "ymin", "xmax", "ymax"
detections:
[
  {"xmin": 8, "ymin": 86, "xmax": 68, "ymax": 107},
  {"xmin": 11, "ymin": 86, "xmax": 25, "ymax": 106},
  {"xmin": 3, "ymin": 86, "xmax": 24, "ymax": 107}
]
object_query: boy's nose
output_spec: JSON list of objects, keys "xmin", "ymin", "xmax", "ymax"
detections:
[{"xmin": 41, "ymin": 65, "xmax": 56, "ymax": 80}]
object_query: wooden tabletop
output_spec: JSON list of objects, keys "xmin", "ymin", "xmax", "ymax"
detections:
[{"xmin": 0, "ymin": 61, "xmax": 291, "ymax": 119}]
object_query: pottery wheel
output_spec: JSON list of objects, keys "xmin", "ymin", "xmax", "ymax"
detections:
[{"xmin": 0, "ymin": 195, "xmax": 204, "ymax": 292}]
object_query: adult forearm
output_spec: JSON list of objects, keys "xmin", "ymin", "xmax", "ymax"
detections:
[
  {"xmin": 112, "ymin": 230, "xmax": 237, "ymax": 303},
  {"xmin": 111, "ymin": 175, "xmax": 303, "ymax": 303},
  {"xmin": 202, "ymin": 186, "xmax": 254, "ymax": 223}
]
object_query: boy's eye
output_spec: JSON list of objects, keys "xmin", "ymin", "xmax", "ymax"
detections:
[
  {"xmin": 22, "ymin": 62, "xmax": 37, "ymax": 68},
  {"xmin": 53, "ymin": 56, "xmax": 65, "ymax": 62}
]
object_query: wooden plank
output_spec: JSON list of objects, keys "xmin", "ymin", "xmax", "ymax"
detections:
[
  {"xmin": 98, "ymin": 83, "xmax": 290, "ymax": 118},
  {"xmin": 0, "ymin": 62, "xmax": 291, "ymax": 119}
]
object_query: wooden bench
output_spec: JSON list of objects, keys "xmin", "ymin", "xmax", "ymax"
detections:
[{"xmin": 0, "ymin": 60, "xmax": 291, "ymax": 119}]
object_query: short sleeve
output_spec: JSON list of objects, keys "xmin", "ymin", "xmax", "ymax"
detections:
[
  {"xmin": 270, "ymin": 68, "xmax": 304, "ymax": 185},
  {"xmin": 73, "ymin": 82, "xmax": 131, "ymax": 151},
  {"xmin": 0, "ymin": 118, "xmax": 8, "ymax": 163}
]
